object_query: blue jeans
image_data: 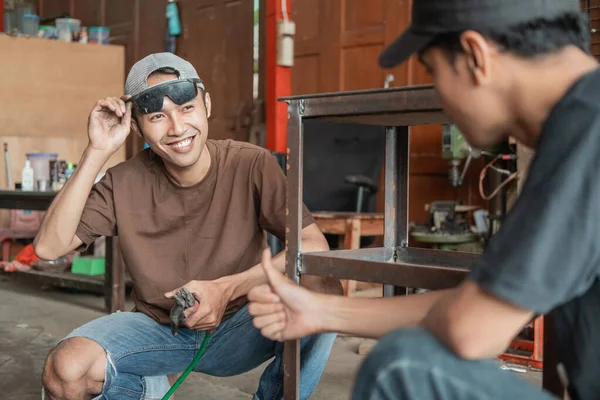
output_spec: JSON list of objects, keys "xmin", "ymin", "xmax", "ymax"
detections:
[
  {"xmin": 62, "ymin": 304, "xmax": 336, "ymax": 400},
  {"xmin": 352, "ymin": 327, "xmax": 557, "ymax": 400}
]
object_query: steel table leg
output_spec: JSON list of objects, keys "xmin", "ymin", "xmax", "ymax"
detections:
[
  {"xmin": 284, "ymin": 100, "xmax": 304, "ymax": 399},
  {"xmin": 383, "ymin": 126, "xmax": 410, "ymax": 297},
  {"xmin": 104, "ymin": 236, "xmax": 125, "ymax": 313}
]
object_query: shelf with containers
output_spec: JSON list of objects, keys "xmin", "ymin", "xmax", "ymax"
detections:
[{"xmin": 0, "ymin": 30, "xmax": 127, "ymax": 313}]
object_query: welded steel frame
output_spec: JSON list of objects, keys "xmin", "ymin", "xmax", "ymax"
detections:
[{"xmin": 281, "ymin": 85, "xmax": 562, "ymax": 399}]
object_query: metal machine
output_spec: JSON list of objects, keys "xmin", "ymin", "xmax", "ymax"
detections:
[
  {"xmin": 411, "ymin": 201, "xmax": 481, "ymax": 251},
  {"xmin": 411, "ymin": 124, "xmax": 484, "ymax": 250},
  {"xmin": 442, "ymin": 123, "xmax": 481, "ymax": 188}
]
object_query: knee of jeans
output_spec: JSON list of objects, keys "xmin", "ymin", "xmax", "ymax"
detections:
[
  {"xmin": 44, "ymin": 337, "xmax": 108, "ymax": 394},
  {"xmin": 355, "ymin": 328, "xmax": 438, "ymax": 391}
]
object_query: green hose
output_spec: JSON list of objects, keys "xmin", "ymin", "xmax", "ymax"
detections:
[{"xmin": 162, "ymin": 333, "xmax": 212, "ymax": 400}]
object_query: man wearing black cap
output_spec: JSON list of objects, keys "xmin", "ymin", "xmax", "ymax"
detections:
[{"xmin": 248, "ymin": 0, "xmax": 600, "ymax": 399}]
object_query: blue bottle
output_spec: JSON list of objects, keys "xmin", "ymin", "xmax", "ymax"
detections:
[{"xmin": 166, "ymin": 0, "xmax": 181, "ymax": 36}]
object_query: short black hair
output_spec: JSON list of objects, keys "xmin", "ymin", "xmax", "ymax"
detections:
[{"xmin": 423, "ymin": 12, "xmax": 591, "ymax": 61}]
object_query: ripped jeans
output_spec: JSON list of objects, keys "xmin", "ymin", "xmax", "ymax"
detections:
[{"xmin": 58, "ymin": 304, "xmax": 335, "ymax": 400}]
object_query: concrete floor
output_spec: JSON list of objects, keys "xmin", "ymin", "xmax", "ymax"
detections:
[{"xmin": 0, "ymin": 276, "xmax": 542, "ymax": 400}]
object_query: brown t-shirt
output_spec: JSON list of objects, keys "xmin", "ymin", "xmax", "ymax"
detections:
[{"xmin": 76, "ymin": 139, "xmax": 314, "ymax": 324}]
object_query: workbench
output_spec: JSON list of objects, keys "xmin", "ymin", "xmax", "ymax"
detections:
[
  {"xmin": 280, "ymin": 85, "xmax": 563, "ymax": 398},
  {"xmin": 312, "ymin": 212, "xmax": 384, "ymax": 295},
  {"xmin": 0, "ymin": 190, "xmax": 126, "ymax": 313}
]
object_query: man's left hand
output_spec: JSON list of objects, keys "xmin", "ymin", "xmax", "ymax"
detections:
[{"xmin": 165, "ymin": 280, "xmax": 232, "ymax": 331}]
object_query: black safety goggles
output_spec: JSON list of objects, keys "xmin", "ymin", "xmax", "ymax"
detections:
[{"xmin": 131, "ymin": 78, "xmax": 203, "ymax": 114}]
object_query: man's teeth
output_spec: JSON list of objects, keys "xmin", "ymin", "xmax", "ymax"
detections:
[{"xmin": 171, "ymin": 137, "xmax": 193, "ymax": 148}]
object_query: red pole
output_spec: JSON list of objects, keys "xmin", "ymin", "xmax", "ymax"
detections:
[
  {"xmin": 265, "ymin": 0, "xmax": 292, "ymax": 154},
  {"xmin": 0, "ymin": 0, "xmax": 4, "ymax": 33}
]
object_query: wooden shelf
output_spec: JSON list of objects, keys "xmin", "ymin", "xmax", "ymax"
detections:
[{"xmin": 6, "ymin": 269, "xmax": 132, "ymax": 294}]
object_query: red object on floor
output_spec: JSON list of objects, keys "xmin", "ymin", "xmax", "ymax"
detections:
[
  {"xmin": 13, "ymin": 244, "xmax": 39, "ymax": 265},
  {"xmin": 1, "ymin": 243, "xmax": 39, "ymax": 272},
  {"xmin": 499, "ymin": 316, "xmax": 544, "ymax": 369},
  {"xmin": 0, "ymin": 0, "xmax": 4, "ymax": 32},
  {"xmin": 265, "ymin": 0, "xmax": 292, "ymax": 154}
]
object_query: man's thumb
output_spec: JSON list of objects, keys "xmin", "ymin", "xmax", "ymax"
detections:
[{"xmin": 261, "ymin": 248, "xmax": 287, "ymax": 290}]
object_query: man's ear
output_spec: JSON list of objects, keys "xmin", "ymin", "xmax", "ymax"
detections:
[
  {"xmin": 204, "ymin": 92, "xmax": 212, "ymax": 119},
  {"xmin": 460, "ymin": 30, "xmax": 492, "ymax": 86},
  {"xmin": 131, "ymin": 115, "xmax": 144, "ymax": 139}
]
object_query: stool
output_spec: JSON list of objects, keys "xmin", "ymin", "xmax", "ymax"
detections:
[{"xmin": 313, "ymin": 212, "xmax": 384, "ymax": 295}]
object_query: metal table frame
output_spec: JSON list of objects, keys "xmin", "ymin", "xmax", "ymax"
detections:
[
  {"xmin": 0, "ymin": 190, "xmax": 125, "ymax": 313},
  {"xmin": 280, "ymin": 85, "xmax": 562, "ymax": 398}
]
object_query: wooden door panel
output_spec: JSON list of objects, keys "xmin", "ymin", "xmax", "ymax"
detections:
[
  {"xmin": 179, "ymin": 0, "xmax": 254, "ymax": 141},
  {"xmin": 292, "ymin": 0, "xmax": 327, "ymax": 95},
  {"xmin": 294, "ymin": 0, "xmax": 320, "ymax": 41},
  {"xmin": 105, "ymin": 0, "xmax": 134, "ymax": 25},
  {"xmin": 383, "ymin": 0, "xmax": 412, "ymax": 87},
  {"xmin": 38, "ymin": 0, "xmax": 72, "ymax": 18},
  {"xmin": 344, "ymin": 0, "xmax": 385, "ymax": 32},
  {"xmin": 104, "ymin": 0, "xmax": 135, "ymax": 69},
  {"xmin": 341, "ymin": 44, "xmax": 384, "ymax": 91},
  {"xmin": 137, "ymin": 0, "xmax": 167, "ymax": 58},
  {"xmin": 340, "ymin": 0, "xmax": 386, "ymax": 91},
  {"xmin": 292, "ymin": 55, "xmax": 320, "ymax": 95},
  {"xmin": 582, "ymin": 0, "xmax": 600, "ymax": 58},
  {"xmin": 73, "ymin": 0, "xmax": 101, "ymax": 27}
]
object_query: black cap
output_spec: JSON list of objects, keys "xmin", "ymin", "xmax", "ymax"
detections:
[{"xmin": 379, "ymin": 0, "xmax": 581, "ymax": 68}]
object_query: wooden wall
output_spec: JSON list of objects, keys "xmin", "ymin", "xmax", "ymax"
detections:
[
  {"xmin": 291, "ymin": 0, "xmax": 486, "ymax": 224},
  {"xmin": 36, "ymin": 0, "xmax": 255, "ymax": 155},
  {"xmin": 0, "ymin": 35, "xmax": 125, "ymax": 227},
  {"xmin": 0, "ymin": 36, "xmax": 125, "ymax": 186},
  {"xmin": 36, "ymin": 0, "xmax": 167, "ymax": 158},
  {"xmin": 581, "ymin": 0, "xmax": 600, "ymax": 59}
]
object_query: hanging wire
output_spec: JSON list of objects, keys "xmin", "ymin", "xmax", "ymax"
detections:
[{"xmin": 479, "ymin": 155, "xmax": 518, "ymax": 201}]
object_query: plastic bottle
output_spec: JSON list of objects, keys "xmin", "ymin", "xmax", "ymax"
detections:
[
  {"xmin": 166, "ymin": 0, "xmax": 182, "ymax": 36},
  {"xmin": 65, "ymin": 162, "xmax": 75, "ymax": 180},
  {"xmin": 79, "ymin": 27, "xmax": 88, "ymax": 44},
  {"xmin": 22, "ymin": 160, "xmax": 34, "ymax": 191}
]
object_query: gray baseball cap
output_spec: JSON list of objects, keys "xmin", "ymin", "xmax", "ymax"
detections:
[
  {"xmin": 125, "ymin": 52, "xmax": 205, "ymax": 97},
  {"xmin": 379, "ymin": 0, "xmax": 581, "ymax": 68}
]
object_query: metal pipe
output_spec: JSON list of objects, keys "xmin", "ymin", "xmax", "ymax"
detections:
[
  {"xmin": 283, "ymin": 99, "xmax": 302, "ymax": 400},
  {"xmin": 383, "ymin": 126, "xmax": 410, "ymax": 297}
]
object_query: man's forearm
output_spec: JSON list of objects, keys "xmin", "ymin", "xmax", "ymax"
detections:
[
  {"xmin": 221, "ymin": 250, "xmax": 285, "ymax": 301},
  {"xmin": 317, "ymin": 289, "xmax": 451, "ymax": 338},
  {"xmin": 34, "ymin": 148, "xmax": 109, "ymax": 260},
  {"xmin": 220, "ymin": 236, "xmax": 327, "ymax": 301}
]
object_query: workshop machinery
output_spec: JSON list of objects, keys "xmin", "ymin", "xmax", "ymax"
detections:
[
  {"xmin": 417, "ymin": 123, "xmax": 542, "ymax": 370},
  {"xmin": 280, "ymin": 85, "xmax": 562, "ymax": 398}
]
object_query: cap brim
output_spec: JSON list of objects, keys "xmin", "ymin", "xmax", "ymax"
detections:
[{"xmin": 379, "ymin": 28, "xmax": 435, "ymax": 68}]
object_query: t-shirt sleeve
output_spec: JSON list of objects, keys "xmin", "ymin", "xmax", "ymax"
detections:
[
  {"xmin": 470, "ymin": 112, "xmax": 600, "ymax": 314},
  {"xmin": 75, "ymin": 171, "xmax": 118, "ymax": 250},
  {"xmin": 253, "ymin": 150, "xmax": 315, "ymax": 241}
]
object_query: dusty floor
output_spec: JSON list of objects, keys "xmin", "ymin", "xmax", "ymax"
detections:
[{"xmin": 0, "ymin": 276, "xmax": 542, "ymax": 400}]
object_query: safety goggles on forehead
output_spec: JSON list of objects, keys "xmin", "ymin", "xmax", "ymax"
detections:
[{"xmin": 131, "ymin": 78, "xmax": 204, "ymax": 114}]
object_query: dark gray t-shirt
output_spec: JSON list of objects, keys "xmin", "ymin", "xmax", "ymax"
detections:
[{"xmin": 470, "ymin": 68, "xmax": 600, "ymax": 400}]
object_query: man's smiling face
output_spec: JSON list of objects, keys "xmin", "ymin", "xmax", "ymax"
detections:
[{"xmin": 136, "ymin": 72, "xmax": 212, "ymax": 170}]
